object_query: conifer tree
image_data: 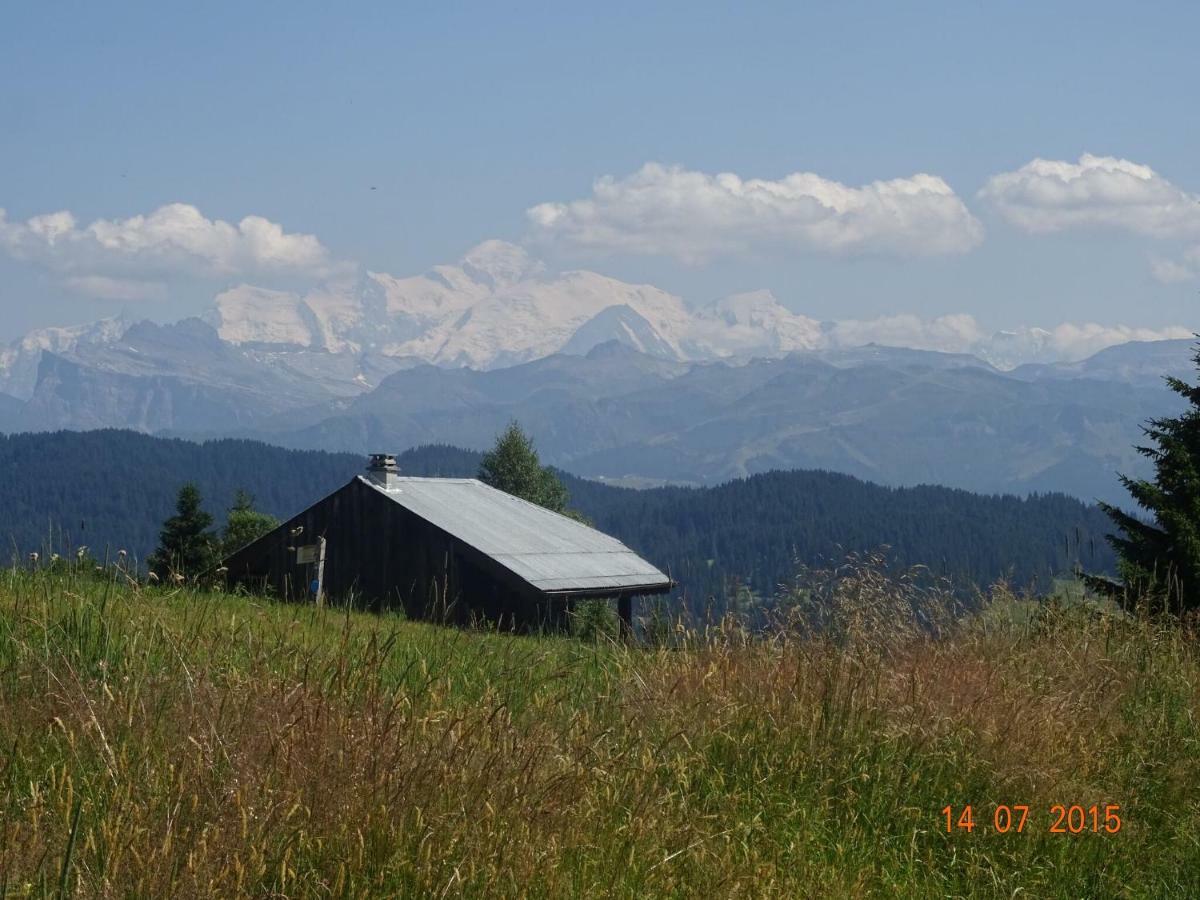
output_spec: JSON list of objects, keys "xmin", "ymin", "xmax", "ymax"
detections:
[
  {"xmin": 478, "ymin": 422, "xmax": 570, "ymax": 513},
  {"xmin": 149, "ymin": 483, "xmax": 216, "ymax": 578},
  {"xmin": 221, "ymin": 489, "xmax": 279, "ymax": 556},
  {"xmin": 1092, "ymin": 341, "xmax": 1200, "ymax": 616}
]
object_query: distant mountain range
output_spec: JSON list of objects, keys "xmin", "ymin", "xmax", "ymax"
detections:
[
  {"xmin": 0, "ymin": 240, "xmax": 1193, "ymax": 505},
  {"xmin": 246, "ymin": 340, "xmax": 1192, "ymax": 505},
  {"xmin": 2, "ymin": 240, "xmax": 1189, "ymax": 398}
]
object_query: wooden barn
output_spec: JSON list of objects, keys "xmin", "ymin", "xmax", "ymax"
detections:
[{"xmin": 220, "ymin": 454, "xmax": 672, "ymax": 631}]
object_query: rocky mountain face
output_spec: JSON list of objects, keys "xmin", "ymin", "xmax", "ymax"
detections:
[{"xmin": 0, "ymin": 316, "xmax": 133, "ymax": 399}]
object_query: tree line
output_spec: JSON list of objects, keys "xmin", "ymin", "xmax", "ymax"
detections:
[{"xmin": 0, "ymin": 428, "xmax": 1119, "ymax": 609}]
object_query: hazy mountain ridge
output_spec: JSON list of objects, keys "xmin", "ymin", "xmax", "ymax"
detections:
[
  {"xmin": 217, "ymin": 341, "xmax": 1186, "ymax": 506},
  {"xmin": 1, "ymin": 323, "xmax": 1193, "ymax": 505},
  {"xmin": 1010, "ymin": 339, "xmax": 1199, "ymax": 386}
]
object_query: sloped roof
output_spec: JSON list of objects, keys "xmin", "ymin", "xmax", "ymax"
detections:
[{"xmin": 358, "ymin": 475, "xmax": 671, "ymax": 595}]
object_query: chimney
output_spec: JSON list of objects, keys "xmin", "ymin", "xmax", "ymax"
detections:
[{"xmin": 366, "ymin": 452, "xmax": 400, "ymax": 488}]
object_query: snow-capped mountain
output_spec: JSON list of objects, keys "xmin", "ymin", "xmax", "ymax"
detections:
[
  {"xmin": 689, "ymin": 291, "xmax": 824, "ymax": 358},
  {"xmin": 0, "ymin": 240, "xmax": 1190, "ymax": 417},
  {"xmin": 199, "ymin": 240, "xmax": 1189, "ymax": 373},
  {"xmin": 205, "ymin": 241, "xmax": 696, "ymax": 368},
  {"xmin": 0, "ymin": 315, "xmax": 133, "ymax": 399}
]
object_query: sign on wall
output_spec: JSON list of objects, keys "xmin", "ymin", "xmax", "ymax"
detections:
[{"xmin": 295, "ymin": 544, "xmax": 321, "ymax": 564}]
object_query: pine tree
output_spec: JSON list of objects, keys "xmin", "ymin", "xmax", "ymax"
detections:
[
  {"xmin": 221, "ymin": 489, "xmax": 279, "ymax": 556},
  {"xmin": 1092, "ymin": 341, "xmax": 1200, "ymax": 616},
  {"xmin": 478, "ymin": 422, "xmax": 570, "ymax": 513},
  {"xmin": 149, "ymin": 483, "xmax": 216, "ymax": 578}
]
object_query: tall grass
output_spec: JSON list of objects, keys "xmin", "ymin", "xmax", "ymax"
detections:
[{"xmin": 0, "ymin": 560, "xmax": 1197, "ymax": 897}]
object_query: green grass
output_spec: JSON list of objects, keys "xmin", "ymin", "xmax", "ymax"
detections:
[{"xmin": 0, "ymin": 562, "xmax": 1198, "ymax": 897}]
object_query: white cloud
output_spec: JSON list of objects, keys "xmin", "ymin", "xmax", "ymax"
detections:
[
  {"xmin": 1032, "ymin": 322, "xmax": 1193, "ymax": 362},
  {"xmin": 0, "ymin": 203, "xmax": 337, "ymax": 296},
  {"xmin": 63, "ymin": 275, "xmax": 168, "ymax": 302},
  {"xmin": 979, "ymin": 153, "xmax": 1200, "ymax": 238},
  {"xmin": 826, "ymin": 313, "xmax": 986, "ymax": 354},
  {"xmin": 823, "ymin": 313, "xmax": 1190, "ymax": 366},
  {"xmin": 1149, "ymin": 245, "xmax": 1200, "ymax": 284},
  {"xmin": 1149, "ymin": 257, "xmax": 1195, "ymax": 284},
  {"xmin": 527, "ymin": 162, "xmax": 984, "ymax": 262}
]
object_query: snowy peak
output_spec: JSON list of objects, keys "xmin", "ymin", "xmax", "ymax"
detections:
[
  {"xmin": 4, "ymin": 240, "xmax": 1192, "ymax": 414},
  {"xmin": 207, "ymin": 244, "xmax": 695, "ymax": 370},
  {"xmin": 974, "ymin": 328, "xmax": 1056, "ymax": 369},
  {"xmin": 702, "ymin": 290, "xmax": 789, "ymax": 327},
  {"xmin": 562, "ymin": 304, "xmax": 683, "ymax": 359},
  {"xmin": 400, "ymin": 268, "xmax": 690, "ymax": 369},
  {"xmin": 689, "ymin": 290, "xmax": 823, "ymax": 358},
  {"xmin": 176, "ymin": 242, "xmax": 1197, "ymax": 375},
  {"xmin": 207, "ymin": 285, "xmax": 315, "ymax": 347},
  {"xmin": 0, "ymin": 315, "xmax": 133, "ymax": 399},
  {"xmin": 459, "ymin": 240, "xmax": 544, "ymax": 287}
]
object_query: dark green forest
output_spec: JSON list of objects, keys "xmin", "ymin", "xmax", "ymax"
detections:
[{"xmin": 0, "ymin": 430, "xmax": 1115, "ymax": 608}]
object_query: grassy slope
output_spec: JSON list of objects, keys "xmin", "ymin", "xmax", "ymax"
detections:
[{"xmin": 0, "ymin": 566, "xmax": 1198, "ymax": 898}]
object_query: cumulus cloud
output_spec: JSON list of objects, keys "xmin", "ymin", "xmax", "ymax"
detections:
[
  {"xmin": 980, "ymin": 153, "xmax": 1200, "ymax": 238},
  {"xmin": 0, "ymin": 202, "xmax": 337, "ymax": 298},
  {"xmin": 527, "ymin": 163, "xmax": 984, "ymax": 262}
]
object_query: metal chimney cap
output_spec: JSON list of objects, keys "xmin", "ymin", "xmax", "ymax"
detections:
[
  {"xmin": 367, "ymin": 453, "xmax": 398, "ymax": 470},
  {"xmin": 366, "ymin": 453, "xmax": 401, "ymax": 488}
]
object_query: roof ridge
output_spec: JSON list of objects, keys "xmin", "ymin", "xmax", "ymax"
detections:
[{"xmin": 357, "ymin": 474, "xmax": 481, "ymax": 484}]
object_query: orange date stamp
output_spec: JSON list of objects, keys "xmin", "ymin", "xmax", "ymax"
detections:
[{"xmin": 942, "ymin": 804, "xmax": 1122, "ymax": 835}]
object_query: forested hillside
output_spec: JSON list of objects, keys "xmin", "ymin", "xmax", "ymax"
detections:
[
  {"xmin": 0, "ymin": 431, "xmax": 1115, "ymax": 608},
  {"xmin": 568, "ymin": 472, "xmax": 1116, "ymax": 609}
]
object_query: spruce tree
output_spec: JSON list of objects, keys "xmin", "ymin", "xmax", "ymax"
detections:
[
  {"xmin": 478, "ymin": 422, "xmax": 570, "ymax": 513},
  {"xmin": 149, "ymin": 483, "xmax": 216, "ymax": 578},
  {"xmin": 1093, "ymin": 342, "xmax": 1200, "ymax": 616},
  {"xmin": 221, "ymin": 489, "xmax": 279, "ymax": 556}
]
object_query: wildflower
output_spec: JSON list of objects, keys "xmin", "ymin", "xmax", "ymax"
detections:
[
  {"xmin": 76, "ymin": 546, "xmax": 88, "ymax": 558},
  {"xmin": 28, "ymin": 552, "xmax": 38, "ymax": 562},
  {"xmin": 147, "ymin": 572, "xmax": 159, "ymax": 583},
  {"xmin": 216, "ymin": 566, "xmax": 229, "ymax": 575},
  {"xmin": 117, "ymin": 549, "xmax": 127, "ymax": 558},
  {"xmin": 50, "ymin": 553, "xmax": 60, "ymax": 562}
]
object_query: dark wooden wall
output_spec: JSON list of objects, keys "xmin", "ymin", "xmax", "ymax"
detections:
[{"xmin": 222, "ymin": 479, "xmax": 564, "ymax": 630}]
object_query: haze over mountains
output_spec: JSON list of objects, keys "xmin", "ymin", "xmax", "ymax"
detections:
[
  {"xmin": 0, "ymin": 240, "xmax": 1192, "ymax": 505},
  {"xmin": 2, "ymin": 241, "xmax": 1188, "ymax": 394}
]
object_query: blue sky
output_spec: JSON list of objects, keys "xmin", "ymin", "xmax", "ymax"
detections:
[{"xmin": 2, "ymin": 1, "xmax": 1198, "ymax": 340}]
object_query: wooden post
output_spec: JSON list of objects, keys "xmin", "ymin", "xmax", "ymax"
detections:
[
  {"xmin": 314, "ymin": 536, "xmax": 327, "ymax": 607},
  {"xmin": 618, "ymin": 594, "xmax": 633, "ymax": 640}
]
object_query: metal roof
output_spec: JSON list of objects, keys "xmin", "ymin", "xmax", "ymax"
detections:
[{"xmin": 358, "ymin": 475, "xmax": 671, "ymax": 595}]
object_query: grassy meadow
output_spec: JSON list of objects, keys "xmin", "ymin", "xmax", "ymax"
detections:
[{"xmin": 0, "ymin": 560, "xmax": 1198, "ymax": 897}]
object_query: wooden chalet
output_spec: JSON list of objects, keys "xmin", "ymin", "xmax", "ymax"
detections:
[{"xmin": 220, "ymin": 454, "xmax": 672, "ymax": 631}]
